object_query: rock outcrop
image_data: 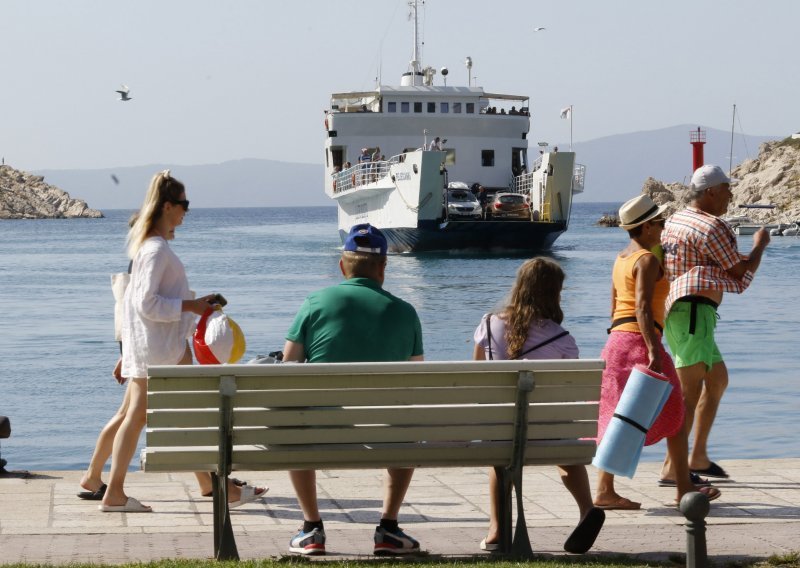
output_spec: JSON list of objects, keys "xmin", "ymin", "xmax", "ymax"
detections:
[
  {"xmin": 0, "ymin": 164, "xmax": 103, "ymax": 219},
  {"xmin": 640, "ymin": 137, "xmax": 800, "ymax": 223}
]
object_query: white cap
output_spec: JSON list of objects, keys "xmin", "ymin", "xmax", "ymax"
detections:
[{"xmin": 690, "ymin": 165, "xmax": 738, "ymax": 192}]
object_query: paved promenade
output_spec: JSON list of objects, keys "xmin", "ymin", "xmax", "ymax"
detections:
[{"xmin": 1, "ymin": 458, "xmax": 799, "ymax": 565}]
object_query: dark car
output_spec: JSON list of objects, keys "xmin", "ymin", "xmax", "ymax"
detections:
[{"xmin": 487, "ymin": 192, "xmax": 530, "ymax": 220}]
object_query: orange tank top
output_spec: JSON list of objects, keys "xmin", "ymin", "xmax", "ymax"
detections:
[{"xmin": 611, "ymin": 248, "xmax": 668, "ymax": 333}]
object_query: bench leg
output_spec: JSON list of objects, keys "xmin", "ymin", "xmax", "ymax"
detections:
[
  {"xmin": 510, "ymin": 467, "xmax": 533, "ymax": 559},
  {"xmin": 211, "ymin": 472, "xmax": 239, "ymax": 561},
  {"xmin": 495, "ymin": 466, "xmax": 513, "ymax": 554}
]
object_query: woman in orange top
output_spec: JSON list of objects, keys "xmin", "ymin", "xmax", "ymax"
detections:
[{"xmin": 594, "ymin": 195, "xmax": 720, "ymax": 509}]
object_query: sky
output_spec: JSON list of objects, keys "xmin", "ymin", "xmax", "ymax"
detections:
[{"xmin": 1, "ymin": 0, "xmax": 798, "ymax": 173}]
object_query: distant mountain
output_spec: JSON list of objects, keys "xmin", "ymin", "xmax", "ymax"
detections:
[
  {"xmin": 36, "ymin": 158, "xmax": 326, "ymax": 210},
  {"xmin": 35, "ymin": 125, "xmax": 781, "ymax": 210},
  {"xmin": 570, "ymin": 124, "xmax": 780, "ymax": 202}
]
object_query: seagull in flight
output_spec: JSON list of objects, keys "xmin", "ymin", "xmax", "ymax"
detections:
[
  {"xmin": 533, "ymin": 27, "xmax": 546, "ymax": 32},
  {"xmin": 116, "ymin": 85, "xmax": 132, "ymax": 101}
]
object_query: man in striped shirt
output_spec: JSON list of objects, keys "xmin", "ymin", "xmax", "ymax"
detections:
[{"xmin": 659, "ymin": 165, "xmax": 770, "ymax": 483}]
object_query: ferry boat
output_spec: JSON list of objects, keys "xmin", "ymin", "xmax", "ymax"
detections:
[{"xmin": 323, "ymin": 1, "xmax": 585, "ymax": 253}]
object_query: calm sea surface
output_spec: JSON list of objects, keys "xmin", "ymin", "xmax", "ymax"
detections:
[{"xmin": 1, "ymin": 203, "xmax": 798, "ymax": 471}]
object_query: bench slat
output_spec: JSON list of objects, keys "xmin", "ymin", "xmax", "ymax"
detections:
[
  {"xmin": 148, "ymin": 383, "xmax": 598, "ymax": 410},
  {"xmin": 142, "ymin": 439, "xmax": 596, "ymax": 472},
  {"xmin": 148, "ymin": 359, "xmax": 605, "ymax": 379},
  {"xmin": 146, "ymin": 420, "xmax": 597, "ymax": 447},
  {"xmin": 147, "ymin": 368, "xmax": 602, "ymax": 392},
  {"xmin": 147, "ymin": 402, "xmax": 598, "ymax": 429}
]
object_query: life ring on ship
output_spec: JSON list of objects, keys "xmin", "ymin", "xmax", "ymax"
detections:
[{"xmin": 324, "ymin": 117, "xmax": 329, "ymax": 130}]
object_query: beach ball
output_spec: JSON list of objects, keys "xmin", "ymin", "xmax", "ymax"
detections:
[{"xmin": 193, "ymin": 307, "xmax": 246, "ymax": 364}]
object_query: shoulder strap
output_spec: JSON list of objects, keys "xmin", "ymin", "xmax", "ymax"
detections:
[
  {"xmin": 485, "ymin": 313, "xmax": 493, "ymax": 360},
  {"xmin": 516, "ymin": 330, "xmax": 570, "ymax": 359}
]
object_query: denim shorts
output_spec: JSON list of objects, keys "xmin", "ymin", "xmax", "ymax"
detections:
[{"xmin": 665, "ymin": 299, "xmax": 723, "ymax": 370}]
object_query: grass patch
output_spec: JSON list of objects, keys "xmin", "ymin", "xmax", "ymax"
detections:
[{"xmin": 3, "ymin": 556, "xmax": 798, "ymax": 568}]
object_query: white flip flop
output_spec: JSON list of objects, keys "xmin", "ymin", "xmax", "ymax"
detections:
[
  {"xmin": 229, "ymin": 485, "xmax": 268, "ymax": 508},
  {"xmin": 99, "ymin": 496, "xmax": 152, "ymax": 513}
]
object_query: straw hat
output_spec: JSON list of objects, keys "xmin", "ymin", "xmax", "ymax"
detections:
[{"xmin": 618, "ymin": 195, "xmax": 669, "ymax": 230}]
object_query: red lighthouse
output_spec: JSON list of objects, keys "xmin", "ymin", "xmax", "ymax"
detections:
[{"xmin": 690, "ymin": 127, "xmax": 706, "ymax": 173}]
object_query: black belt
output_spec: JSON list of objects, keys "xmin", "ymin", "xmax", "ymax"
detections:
[
  {"xmin": 675, "ymin": 295, "xmax": 719, "ymax": 334},
  {"xmin": 607, "ymin": 317, "xmax": 663, "ymax": 334}
]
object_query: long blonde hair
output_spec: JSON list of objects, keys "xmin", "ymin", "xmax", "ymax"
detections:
[
  {"xmin": 501, "ymin": 257, "xmax": 565, "ymax": 359},
  {"xmin": 126, "ymin": 170, "xmax": 185, "ymax": 259}
]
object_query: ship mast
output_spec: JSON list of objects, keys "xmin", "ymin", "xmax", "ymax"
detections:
[{"xmin": 401, "ymin": 0, "xmax": 424, "ymax": 86}]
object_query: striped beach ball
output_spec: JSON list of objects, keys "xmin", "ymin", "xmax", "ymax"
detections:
[{"xmin": 193, "ymin": 307, "xmax": 246, "ymax": 364}]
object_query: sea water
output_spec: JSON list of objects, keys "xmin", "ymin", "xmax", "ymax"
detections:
[{"xmin": 1, "ymin": 203, "xmax": 798, "ymax": 471}]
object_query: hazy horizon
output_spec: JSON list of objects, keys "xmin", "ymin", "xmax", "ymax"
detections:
[{"xmin": 1, "ymin": 0, "xmax": 798, "ymax": 174}]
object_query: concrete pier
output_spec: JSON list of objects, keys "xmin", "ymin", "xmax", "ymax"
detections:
[{"xmin": 1, "ymin": 458, "xmax": 798, "ymax": 564}]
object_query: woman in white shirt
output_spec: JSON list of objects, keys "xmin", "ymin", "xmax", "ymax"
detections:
[
  {"xmin": 99, "ymin": 171, "xmax": 266, "ymax": 512},
  {"xmin": 472, "ymin": 258, "xmax": 604, "ymax": 554}
]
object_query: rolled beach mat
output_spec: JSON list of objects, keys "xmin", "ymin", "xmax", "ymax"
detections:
[{"xmin": 592, "ymin": 365, "xmax": 673, "ymax": 478}]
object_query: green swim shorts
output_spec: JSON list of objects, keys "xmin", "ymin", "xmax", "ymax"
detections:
[{"xmin": 665, "ymin": 299, "xmax": 723, "ymax": 370}]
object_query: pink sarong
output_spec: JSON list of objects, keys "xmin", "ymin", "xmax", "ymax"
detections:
[{"xmin": 597, "ymin": 331, "xmax": 684, "ymax": 446}]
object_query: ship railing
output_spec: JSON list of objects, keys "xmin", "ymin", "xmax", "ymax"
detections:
[
  {"xmin": 573, "ymin": 163, "xmax": 586, "ymax": 194},
  {"xmin": 331, "ymin": 157, "xmax": 399, "ymax": 194},
  {"xmin": 508, "ymin": 171, "xmax": 545, "ymax": 216}
]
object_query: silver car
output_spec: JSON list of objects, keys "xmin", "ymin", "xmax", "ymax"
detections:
[{"xmin": 446, "ymin": 189, "xmax": 482, "ymax": 220}]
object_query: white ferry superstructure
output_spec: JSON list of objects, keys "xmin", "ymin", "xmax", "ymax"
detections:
[{"xmin": 323, "ymin": 2, "xmax": 585, "ymax": 253}]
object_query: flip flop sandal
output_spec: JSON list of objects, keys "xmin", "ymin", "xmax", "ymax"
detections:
[
  {"xmin": 99, "ymin": 496, "xmax": 152, "ymax": 513},
  {"xmin": 479, "ymin": 538, "xmax": 500, "ymax": 552},
  {"xmin": 669, "ymin": 486, "xmax": 722, "ymax": 507},
  {"xmin": 690, "ymin": 461, "xmax": 729, "ymax": 479},
  {"xmin": 593, "ymin": 496, "xmax": 641, "ymax": 510},
  {"xmin": 564, "ymin": 507, "xmax": 605, "ymax": 554},
  {"xmin": 657, "ymin": 473, "xmax": 711, "ymax": 487},
  {"xmin": 201, "ymin": 477, "xmax": 249, "ymax": 497},
  {"xmin": 77, "ymin": 483, "xmax": 107, "ymax": 500},
  {"xmin": 228, "ymin": 485, "xmax": 268, "ymax": 508}
]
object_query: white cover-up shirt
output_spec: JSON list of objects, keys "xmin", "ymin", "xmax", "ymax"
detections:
[{"xmin": 121, "ymin": 237, "xmax": 196, "ymax": 378}]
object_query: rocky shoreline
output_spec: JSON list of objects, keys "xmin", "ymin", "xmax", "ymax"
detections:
[
  {"xmin": 0, "ymin": 164, "xmax": 102, "ymax": 219},
  {"xmin": 607, "ymin": 137, "xmax": 800, "ymax": 225}
]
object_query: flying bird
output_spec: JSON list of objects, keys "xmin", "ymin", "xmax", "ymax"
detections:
[
  {"xmin": 533, "ymin": 27, "xmax": 546, "ymax": 32},
  {"xmin": 110, "ymin": 174, "xmax": 119, "ymax": 185},
  {"xmin": 116, "ymin": 85, "xmax": 132, "ymax": 101}
]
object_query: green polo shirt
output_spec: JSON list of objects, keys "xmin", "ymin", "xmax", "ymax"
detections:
[{"xmin": 286, "ymin": 277, "xmax": 423, "ymax": 363}]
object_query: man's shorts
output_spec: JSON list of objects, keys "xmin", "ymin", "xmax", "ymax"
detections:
[{"xmin": 665, "ymin": 298, "xmax": 723, "ymax": 370}]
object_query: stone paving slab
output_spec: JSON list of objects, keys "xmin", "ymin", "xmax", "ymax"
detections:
[{"xmin": 1, "ymin": 459, "xmax": 799, "ymax": 564}]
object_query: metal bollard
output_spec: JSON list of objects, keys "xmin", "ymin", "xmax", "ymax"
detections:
[{"xmin": 680, "ymin": 491, "xmax": 710, "ymax": 568}]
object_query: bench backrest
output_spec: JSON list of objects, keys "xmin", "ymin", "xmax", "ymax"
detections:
[{"xmin": 143, "ymin": 359, "xmax": 603, "ymax": 473}]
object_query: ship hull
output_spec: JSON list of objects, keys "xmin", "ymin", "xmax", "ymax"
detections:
[{"xmin": 339, "ymin": 219, "xmax": 566, "ymax": 253}]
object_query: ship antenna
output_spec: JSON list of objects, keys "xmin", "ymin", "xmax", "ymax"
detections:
[{"xmin": 408, "ymin": 0, "xmax": 423, "ymax": 75}]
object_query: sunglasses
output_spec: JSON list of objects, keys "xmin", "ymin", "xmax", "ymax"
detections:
[
  {"xmin": 651, "ymin": 218, "xmax": 665, "ymax": 227},
  {"xmin": 169, "ymin": 199, "xmax": 190, "ymax": 212}
]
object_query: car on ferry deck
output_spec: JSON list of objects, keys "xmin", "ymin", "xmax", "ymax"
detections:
[
  {"xmin": 488, "ymin": 192, "xmax": 532, "ymax": 220},
  {"xmin": 445, "ymin": 186, "xmax": 482, "ymax": 220}
]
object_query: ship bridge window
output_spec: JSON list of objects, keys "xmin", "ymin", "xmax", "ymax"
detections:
[
  {"xmin": 453, "ymin": 102, "xmax": 462, "ymax": 113},
  {"xmin": 427, "ymin": 102, "xmax": 436, "ymax": 113},
  {"xmin": 481, "ymin": 150, "xmax": 495, "ymax": 167},
  {"xmin": 388, "ymin": 102, "xmax": 397, "ymax": 113},
  {"xmin": 401, "ymin": 102, "xmax": 410, "ymax": 113},
  {"xmin": 466, "ymin": 102, "xmax": 475, "ymax": 114},
  {"xmin": 414, "ymin": 102, "xmax": 422, "ymax": 113},
  {"xmin": 440, "ymin": 102, "xmax": 449, "ymax": 113}
]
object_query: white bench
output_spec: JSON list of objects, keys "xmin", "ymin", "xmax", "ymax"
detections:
[{"xmin": 143, "ymin": 359, "xmax": 603, "ymax": 560}]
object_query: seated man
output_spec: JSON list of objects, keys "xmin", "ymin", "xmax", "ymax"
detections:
[{"xmin": 282, "ymin": 223, "xmax": 424, "ymax": 556}]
